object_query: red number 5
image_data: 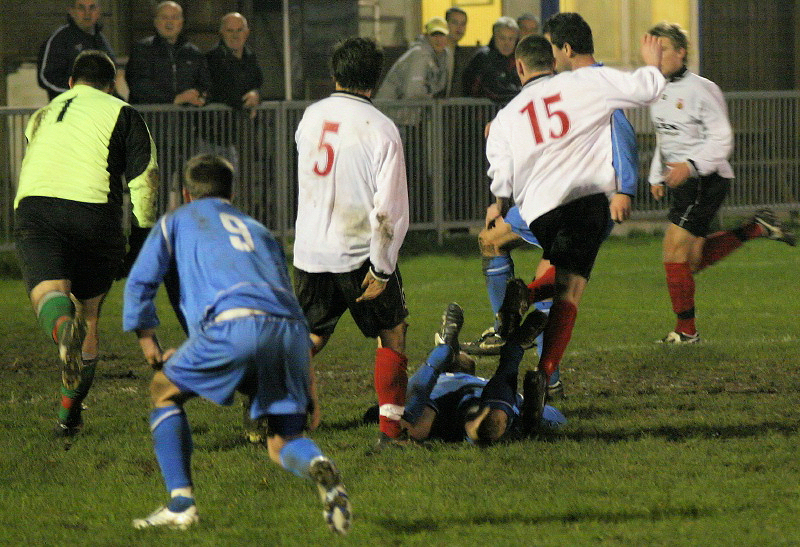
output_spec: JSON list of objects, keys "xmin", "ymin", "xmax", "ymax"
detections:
[
  {"xmin": 520, "ymin": 93, "xmax": 570, "ymax": 144},
  {"xmin": 313, "ymin": 121, "xmax": 340, "ymax": 176}
]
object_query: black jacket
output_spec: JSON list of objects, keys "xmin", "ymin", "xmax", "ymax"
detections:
[
  {"xmin": 462, "ymin": 37, "xmax": 521, "ymax": 105},
  {"xmin": 125, "ymin": 34, "xmax": 211, "ymax": 104},
  {"xmin": 37, "ymin": 16, "xmax": 116, "ymax": 100},
  {"xmin": 205, "ymin": 42, "xmax": 263, "ymax": 109}
]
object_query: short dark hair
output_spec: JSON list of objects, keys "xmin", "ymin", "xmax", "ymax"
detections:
[
  {"xmin": 183, "ymin": 154, "xmax": 234, "ymax": 199},
  {"xmin": 445, "ymin": 6, "xmax": 466, "ymax": 22},
  {"xmin": 515, "ymin": 34, "xmax": 555, "ymax": 72},
  {"xmin": 476, "ymin": 409, "xmax": 507, "ymax": 443},
  {"xmin": 330, "ymin": 37, "xmax": 383, "ymax": 93},
  {"xmin": 542, "ymin": 12, "xmax": 593, "ymax": 54},
  {"xmin": 648, "ymin": 22, "xmax": 689, "ymax": 55},
  {"xmin": 71, "ymin": 50, "xmax": 116, "ymax": 88}
]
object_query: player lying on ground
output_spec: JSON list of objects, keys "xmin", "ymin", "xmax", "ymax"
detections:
[
  {"xmin": 396, "ymin": 302, "xmax": 565, "ymax": 444},
  {"xmin": 123, "ymin": 154, "xmax": 351, "ymax": 533}
]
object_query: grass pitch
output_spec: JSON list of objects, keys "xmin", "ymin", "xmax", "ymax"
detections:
[{"xmin": 0, "ymin": 233, "xmax": 799, "ymax": 545}]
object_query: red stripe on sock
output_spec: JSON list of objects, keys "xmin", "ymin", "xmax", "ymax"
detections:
[
  {"xmin": 374, "ymin": 347, "xmax": 408, "ymax": 439},
  {"xmin": 52, "ymin": 316, "xmax": 70, "ymax": 344},
  {"xmin": 527, "ymin": 265, "xmax": 556, "ymax": 303},
  {"xmin": 697, "ymin": 231, "xmax": 744, "ymax": 271},
  {"xmin": 664, "ymin": 262, "xmax": 696, "ymax": 335},
  {"xmin": 539, "ymin": 300, "xmax": 577, "ymax": 379},
  {"xmin": 61, "ymin": 394, "xmax": 75, "ymax": 411}
]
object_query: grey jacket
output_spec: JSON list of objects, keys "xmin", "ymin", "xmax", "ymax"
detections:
[{"xmin": 376, "ymin": 35, "xmax": 448, "ymax": 99}]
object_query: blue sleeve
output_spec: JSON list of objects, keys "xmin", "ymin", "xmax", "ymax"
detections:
[
  {"xmin": 611, "ymin": 109, "xmax": 639, "ymax": 196},
  {"xmin": 123, "ymin": 218, "xmax": 172, "ymax": 331}
]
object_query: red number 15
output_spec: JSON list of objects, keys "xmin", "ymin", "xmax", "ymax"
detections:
[
  {"xmin": 313, "ymin": 121, "xmax": 340, "ymax": 176},
  {"xmin": 520, "ymin": 93, "xmax": 570, "ymax": 144}
]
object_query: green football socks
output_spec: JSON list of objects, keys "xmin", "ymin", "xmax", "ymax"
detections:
[{"xmin": 37, "ymin": 291, "xmax": 74, "ymax": 343}]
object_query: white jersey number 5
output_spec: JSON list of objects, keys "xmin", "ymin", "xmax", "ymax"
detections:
[
  {"xmin": 313, "ymin": 121, "xmax": 340, "ymax": 176},
  {"xmin": 220, "ymin": 213, "xmax": 255, "ymax": 251}
]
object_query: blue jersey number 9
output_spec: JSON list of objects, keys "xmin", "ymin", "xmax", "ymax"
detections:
[{"xmin": 220, "ymin": 213, "xmax": 255, "ymax": 251}]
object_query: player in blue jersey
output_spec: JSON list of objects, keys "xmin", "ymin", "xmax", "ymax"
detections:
[
  {"xmin": 398, "ymin": 302, "xmax": 564, "ymax": 443},
  {"xmin": 123, "ymin": 154, "xmax": 351, "ymax": 534}
]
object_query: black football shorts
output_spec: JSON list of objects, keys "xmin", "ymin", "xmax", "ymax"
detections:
[
  {"xmin": 293, "ymin": 260, "xmax": 408, "ymax": 339},
  {"xmin": 668, "ymin": 172, "xmax": 730, "ymax": 237},
  {"xmin": 14, "ymin": 196, "xmax": 125, "ymax": 299},
  {"xmin": 529, "ymin": 192, "xmax": 611, "ymax": 280}
]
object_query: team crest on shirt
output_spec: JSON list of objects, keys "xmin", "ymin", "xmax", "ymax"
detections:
[{"xmin": 676, "ymin": 98, "xmax": 684, "ymax": 109}]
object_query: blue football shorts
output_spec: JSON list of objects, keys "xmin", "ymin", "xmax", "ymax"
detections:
[
  {"xmin": 163, "ymin": 315, "xmax": 312, "ymax": 422},
  {"xmin": 504, "ymin": 206, "xmax": 540, "ymax": 246}
]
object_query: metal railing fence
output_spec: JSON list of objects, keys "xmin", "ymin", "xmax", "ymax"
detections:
[{"xmin": 2, "ymin": 93, "xmax": 799, "ymax": 249}]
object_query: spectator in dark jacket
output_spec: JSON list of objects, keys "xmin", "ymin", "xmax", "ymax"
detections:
[
  {"xmin": 37, "ymin": 0, "xmax": 116, "ymax": 100},
  {"xmin": 206, "ymin": 12, "xmax": 263, "ymax": 117},
  {"xmin": 125, "ymin": 1, "xmax": 210, "ymax": 106},
  {"xmin": 462, "ymin": 16, "xmax": 521, "ymax": 105}
]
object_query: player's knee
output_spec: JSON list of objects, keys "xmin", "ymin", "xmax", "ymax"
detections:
[{"xmin": 149, "ymin": 371, "xmax": 181, "ymax": 406}]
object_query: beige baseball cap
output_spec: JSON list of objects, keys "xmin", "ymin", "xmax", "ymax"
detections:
[{"xmin": 424, "ymin": 17, "xmax": 449, "ymax": 35}]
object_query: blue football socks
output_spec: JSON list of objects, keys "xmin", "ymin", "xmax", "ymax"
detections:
[
  {"xmin": 280, "ymin": 437, "xmax": 323, "ymax": 479},
  {"xmin": 484, "ymin": 256, "xmax": 514, "ymax": 321},
  {"xmin": 150, "ymin": 405, "xmax": 193, "ymax": 493},
  {"xmin": 403, "ymin": 345, "xmax": 451, "ymax": 424}
]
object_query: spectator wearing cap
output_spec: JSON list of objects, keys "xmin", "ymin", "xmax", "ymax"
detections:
[{"xmin": 376, "ymin": 17, "xmax": 450, "ymax": 99}]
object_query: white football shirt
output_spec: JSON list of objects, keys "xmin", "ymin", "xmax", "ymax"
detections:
[
  {"xmin": 294, "ymin": 92, "xmax": 409, "ymax": 275},
  {"xmin": 648, "ymin": 70, "xmax": 734, "ymax": 185},
  {"xmin": 487, "ymin": 65, "xmax": 665, "ymax": 226}
]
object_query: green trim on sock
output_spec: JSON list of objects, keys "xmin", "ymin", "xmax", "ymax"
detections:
[
  {"xmin": 58, "ymin": 361, "xmax": 96, "ymax": 424},
  {"xmin": 58, "ymin": 385, "xmax": 78, "ymax": 423},
  {"xmin": 36, "ymin": 292, "xmax": 74, "ymax": 342}
]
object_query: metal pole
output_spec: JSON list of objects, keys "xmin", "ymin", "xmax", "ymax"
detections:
[{"xmin": 282, "ymin": 0, "xmax": 292, "ymax": 100}]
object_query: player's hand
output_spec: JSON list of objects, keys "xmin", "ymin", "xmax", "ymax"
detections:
[
  {"xmin": 641, "ymin": 33, "xmax": 663, "ymax": 68},
  {"xmin": 356, "ymin": 269, "xmax": 388, "ymax": 302},
  {"xmin": 137, "ymin": 329, "xmax": 165, "ymax": 369},
  {"xmin": 485, "ymin": 202, "xmax": 502, "ymax": 228},
  {"xmin": 664, "ymin": 162, "xmax": 690, "ymax": 188},
  {"xmin": 484, "ymin": 121, "xmax": 492, "ymax": 138},
  {"xmin": 609, "ymin": 193, "xmax": 631, "ymax": 223},
  {"xmin": 650, "ymin": 183, "xmax": 666, "ymax": 200}
]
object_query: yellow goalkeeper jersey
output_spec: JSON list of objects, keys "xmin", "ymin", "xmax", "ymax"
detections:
[{"xmin": 15, "ymin": 83, "xmax": 159, "ymax": 228}]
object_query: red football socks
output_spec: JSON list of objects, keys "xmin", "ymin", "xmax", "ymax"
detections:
[
  {"xmin": 664, "ymin": 262, "xmax": 696, "ymax": 335},
  {"xmin": 374, "ymin": 347, "xmax": 408, "ymax": 439},
  {"xmin": 538, "ymin": 299, "xmax": 577, "ymax": 379},
  {"xmin": 527, "ymin": 265, "xmax": 556, "ymax": 303}
]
